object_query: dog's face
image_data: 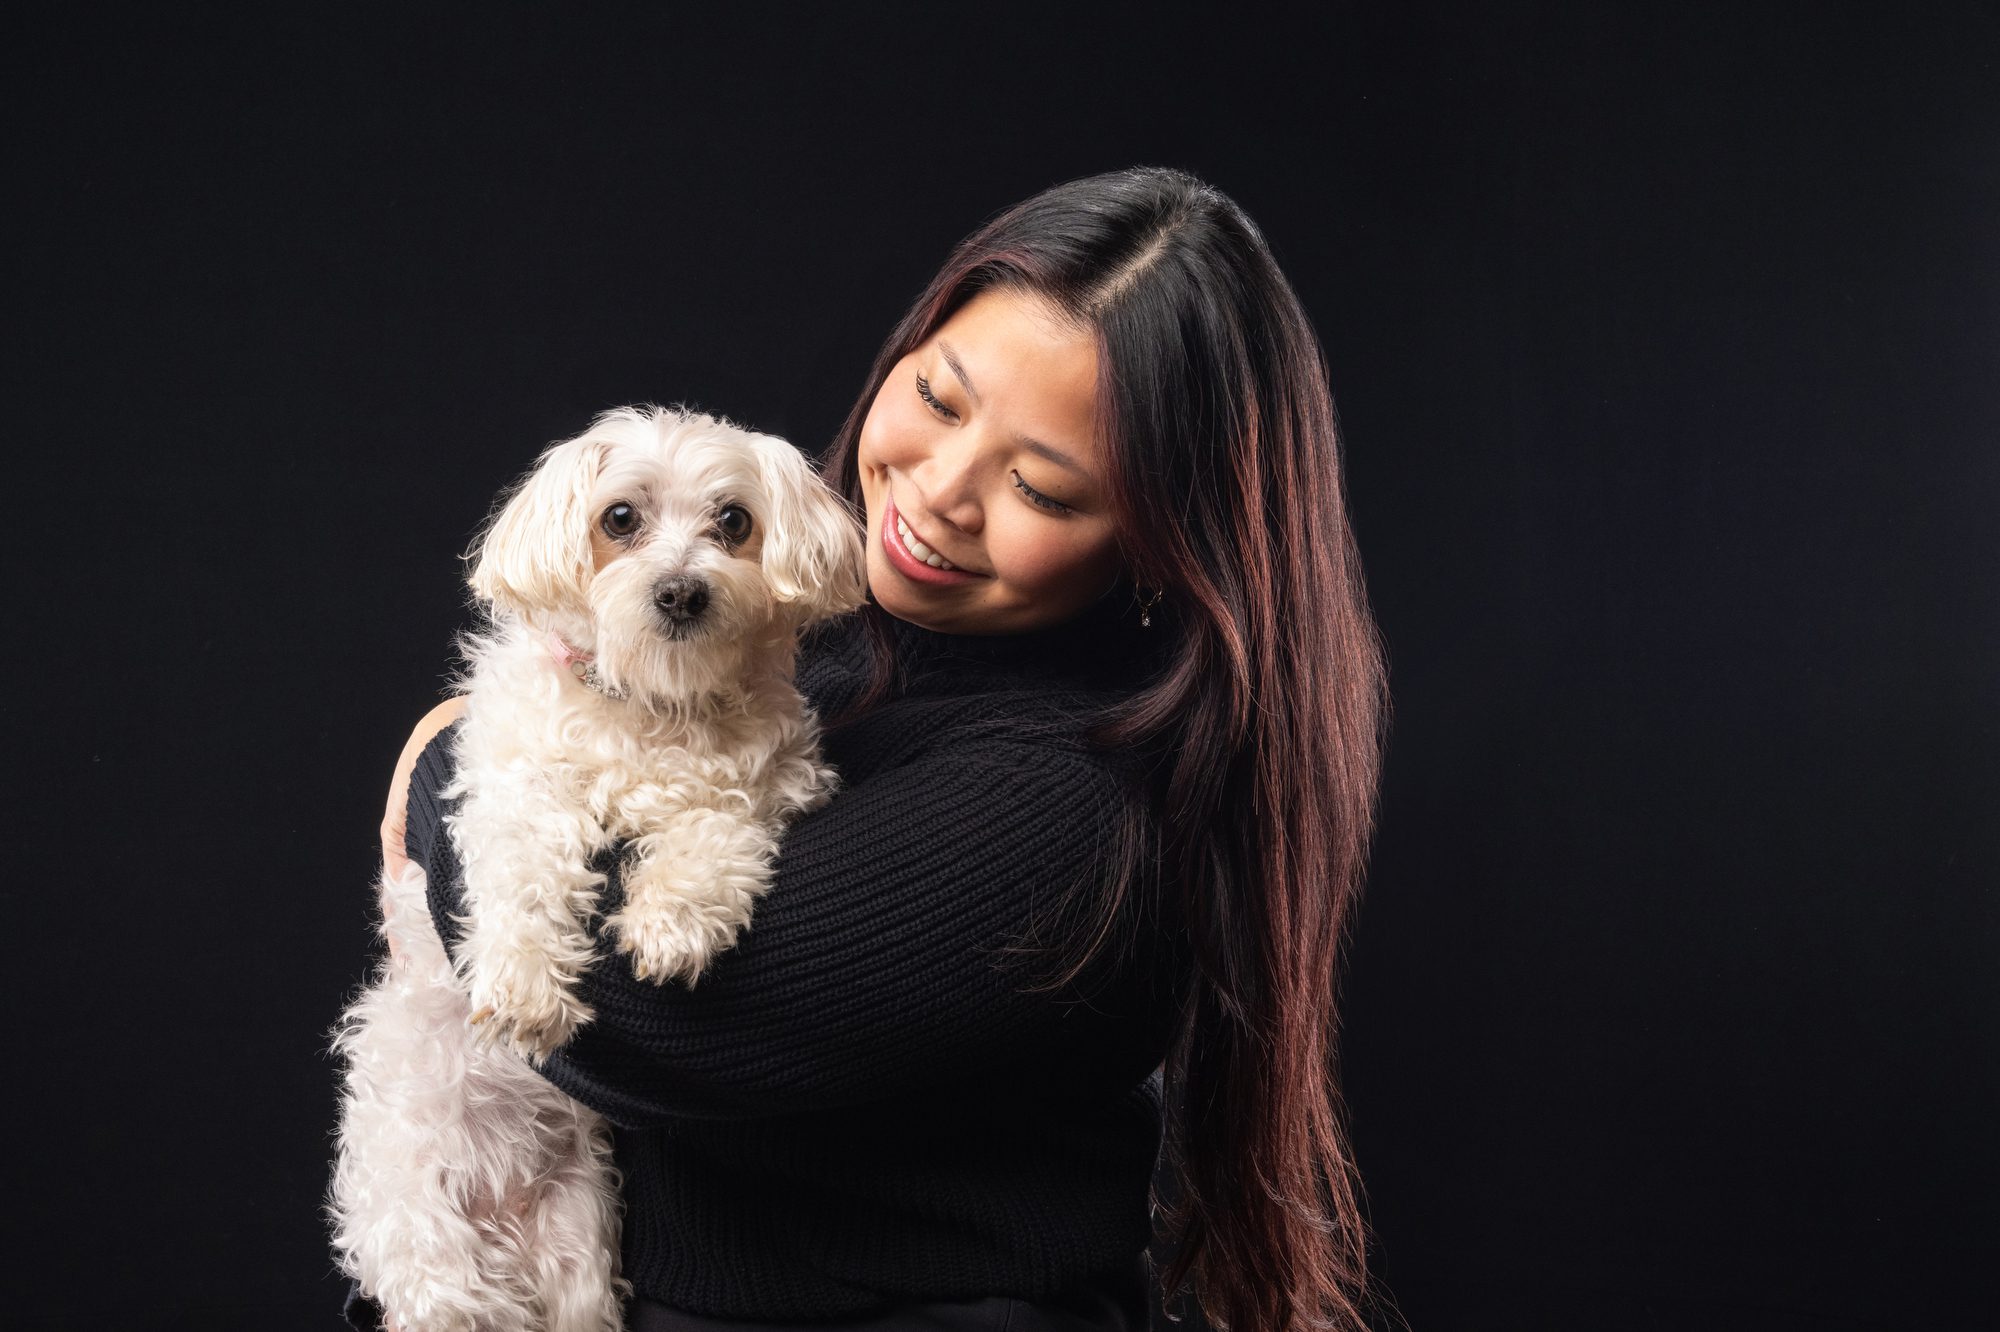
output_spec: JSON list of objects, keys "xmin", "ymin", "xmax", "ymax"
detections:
[{"xmin": 467, "ymin": 405, "xmax": 868, "ymax": 703}]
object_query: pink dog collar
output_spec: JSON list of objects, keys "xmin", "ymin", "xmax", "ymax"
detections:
[{"xmin": 546, "ymin": 631, "xmax": 605, "ymax": 691}]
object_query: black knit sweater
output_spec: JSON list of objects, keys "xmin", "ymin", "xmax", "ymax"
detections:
[{"xmin": 395, "ymin": 593, "xmax": 1187, "ymax": 1319}]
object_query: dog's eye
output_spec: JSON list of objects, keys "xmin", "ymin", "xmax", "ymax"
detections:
[
  {"xmin": 602, "ymin": 503, "xmax": 640, "ymax": 538},
  {"xmin": 716, "ymin": 504, "xmax": 752, "ymax": 545}
]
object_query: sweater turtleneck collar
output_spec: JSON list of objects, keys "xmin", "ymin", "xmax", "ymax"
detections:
[{"xmin": 877, "ymin": 584, "xmax": 1159, "ymax": 692}]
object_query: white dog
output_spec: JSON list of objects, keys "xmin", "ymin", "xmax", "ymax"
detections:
[{"xmin": 329, "ymin": 404, "xmax": 868, "ymax": 1332}]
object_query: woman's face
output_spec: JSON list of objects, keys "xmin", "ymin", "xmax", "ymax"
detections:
[{"xmin": 855, "ymin": 286, "xmax": 1123, "ymax": 636}]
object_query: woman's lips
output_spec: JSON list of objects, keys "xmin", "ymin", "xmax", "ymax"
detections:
[{"xmin": 882, "ymin": 492, "xmax": 983, "ymax": 585}]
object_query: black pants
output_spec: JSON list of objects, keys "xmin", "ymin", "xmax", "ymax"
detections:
[
  {"xmin": 628, "ymin": 1258, "xmax": 1148, "ymax": 1332},
  {"xmin": 349, "ymin": 1258, "xmax": 1150, "ymax": 1332}
]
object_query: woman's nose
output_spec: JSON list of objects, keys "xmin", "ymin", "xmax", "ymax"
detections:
[{"xmin": 912, "ymin": 444, "xmax": 985, "ymax": 532}]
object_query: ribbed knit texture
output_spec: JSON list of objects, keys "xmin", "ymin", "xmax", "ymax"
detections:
[{"xmin": 400, "ymin": 593, "xmax": 1185, "ymax": 1319}]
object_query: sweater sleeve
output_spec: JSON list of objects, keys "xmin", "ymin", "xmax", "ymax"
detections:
[{"xmin": 403, "ymin": 717, "xmax": 1157, "ymax": 1127}]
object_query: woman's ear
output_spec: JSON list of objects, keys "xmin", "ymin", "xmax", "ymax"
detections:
[
  {"xmin": 751, "ymin": 433, "xmax": 868, "ymax": 630},
  {"xmin": 467, "ymin": 431, "xmax": 609, "ymax": 615}
]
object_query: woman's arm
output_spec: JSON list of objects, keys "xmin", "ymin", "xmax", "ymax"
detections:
[
  {"xmin": 377, "ymin": 696, "xmax": 468, "ymax": 963},
  {"xmin": 381, "ymin": 696, "xmax": 469, "ymax": 876},
  {"xmin": 399, "ymin": 715, "xmax": 1167, "ymax": 1128}
]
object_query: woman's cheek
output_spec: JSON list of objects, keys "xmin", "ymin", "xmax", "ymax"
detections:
[
  {"xmin": 991, "ymin": 520, "xmax": 1081, "ymax": 594},
  {"xmin": 856, "ymin": 374, "xmax": 905, "ymax": 465},
  {"xmin": 861, "ymin": 397, "xmax": 923, "ymax": 474}
]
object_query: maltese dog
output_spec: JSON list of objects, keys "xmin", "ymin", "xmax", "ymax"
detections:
[{"xmin": 329, "ymin": 404, "xmax": 868, "ymax": 1332}]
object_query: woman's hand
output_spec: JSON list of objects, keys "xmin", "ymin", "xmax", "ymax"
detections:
[{"xmin": 379, "ymin": 696, "xmax": 469, "ymax": 948}]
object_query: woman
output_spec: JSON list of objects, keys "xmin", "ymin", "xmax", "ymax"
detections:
[{"xmin": 359, "ymin": 165, "xmax": 1394, "ymax": 1332}]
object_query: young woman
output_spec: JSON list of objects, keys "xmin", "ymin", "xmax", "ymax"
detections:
[{"xmin": 361, "ymin": 165, "xmax": 1394, "ymax": 1332}]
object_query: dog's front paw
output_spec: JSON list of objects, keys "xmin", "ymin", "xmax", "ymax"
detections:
[
  {"xmin": 605, "ymin": 894, "xmax": 741, "ymax": 987},
  {"xmin": 464, "ymin": 951, "xmax": 594, "ymax": 1060}
]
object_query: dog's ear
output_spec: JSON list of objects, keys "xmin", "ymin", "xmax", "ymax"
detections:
[
  {"xmin": 750, "ymin": 433, "xmax": 868, "ymax": 630},
  {"xmin": 467, "ymin": 431, "xmax": 609, "ymax": 615}
]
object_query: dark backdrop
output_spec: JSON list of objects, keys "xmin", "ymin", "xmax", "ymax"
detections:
[{"xmin": 5, "ymin": 4, "xmax": 1992, "ymax": 1329}]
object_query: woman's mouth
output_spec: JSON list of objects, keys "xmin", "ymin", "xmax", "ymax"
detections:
[{"xmin": 882, "ymin": 492, "xmax": 984, "ymax": 585}]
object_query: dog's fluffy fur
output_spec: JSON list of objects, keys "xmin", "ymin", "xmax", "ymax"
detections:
[{"xmin": 329, "ymin": 405, "xmax": 868, "ymax": 1331}]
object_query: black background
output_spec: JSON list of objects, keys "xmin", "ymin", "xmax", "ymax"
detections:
[{"xmin": 5, "ymin": 4, "xmax": 1993, "ymax": 1329}]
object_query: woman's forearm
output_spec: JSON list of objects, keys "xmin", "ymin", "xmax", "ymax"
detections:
[{"xmin": 403, "ymin": 718, "xmax": 1168, "ymax": 1127}]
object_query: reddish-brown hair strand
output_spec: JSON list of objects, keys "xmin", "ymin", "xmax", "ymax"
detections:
[{"xmin": 817, "ymin": 166, "xmax": 1399, "ymax": 1332}]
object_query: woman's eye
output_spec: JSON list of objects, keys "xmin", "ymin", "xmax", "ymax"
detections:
[
  {"xmin": 915, "ymin": 371, "xmax": 956, "ymax": 421},
  {"xmin": 1011, "ymin": 470, "xmax": 1073, "ymax": 515},
  {"xmin": 601, "ymin": 502, "xmax": 640, "ymax": 538},
  {"xmin": 716, "ymin": 503, "xmax": 753, "ymax": 544}
]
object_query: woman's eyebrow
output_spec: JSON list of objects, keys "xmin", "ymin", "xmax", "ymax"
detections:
[{"xmin": 936, "ymin": 339, "xmax": 1089, "ymax": 478}]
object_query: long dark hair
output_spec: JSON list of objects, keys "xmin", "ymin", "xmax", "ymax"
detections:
[{"xmin": 817, "ymin": 166, "xmax": 1396, "ymax": 1332}]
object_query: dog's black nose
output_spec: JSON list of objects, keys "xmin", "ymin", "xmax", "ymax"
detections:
[{"xmin": 653, "ymin": 574, "xmax": 710, "ymax": 625}]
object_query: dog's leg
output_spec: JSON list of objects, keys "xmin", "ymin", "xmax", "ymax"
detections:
[
  {"xmin": 606, "ymin": 803, "xmax": 782, "ymax": 986},
  {"xmin": 526, "ymin": 1104, "xmax": 629, "ymax": 1332},
  {"xmin": 447, "ymin": 1056, "xmax": 626, "ymax": 1332},
  {"xmin": 453, "ymin": 770, "xmax": 606, "ymax": 1059},
  {"xmin": 332, "ymin": 861, "xmax": 541, "ymax": 1332}
]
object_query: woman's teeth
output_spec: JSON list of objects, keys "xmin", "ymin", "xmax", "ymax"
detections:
[{"xmin": 895, "ymin": 514, "xmax": 958, "ymax": 570}]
